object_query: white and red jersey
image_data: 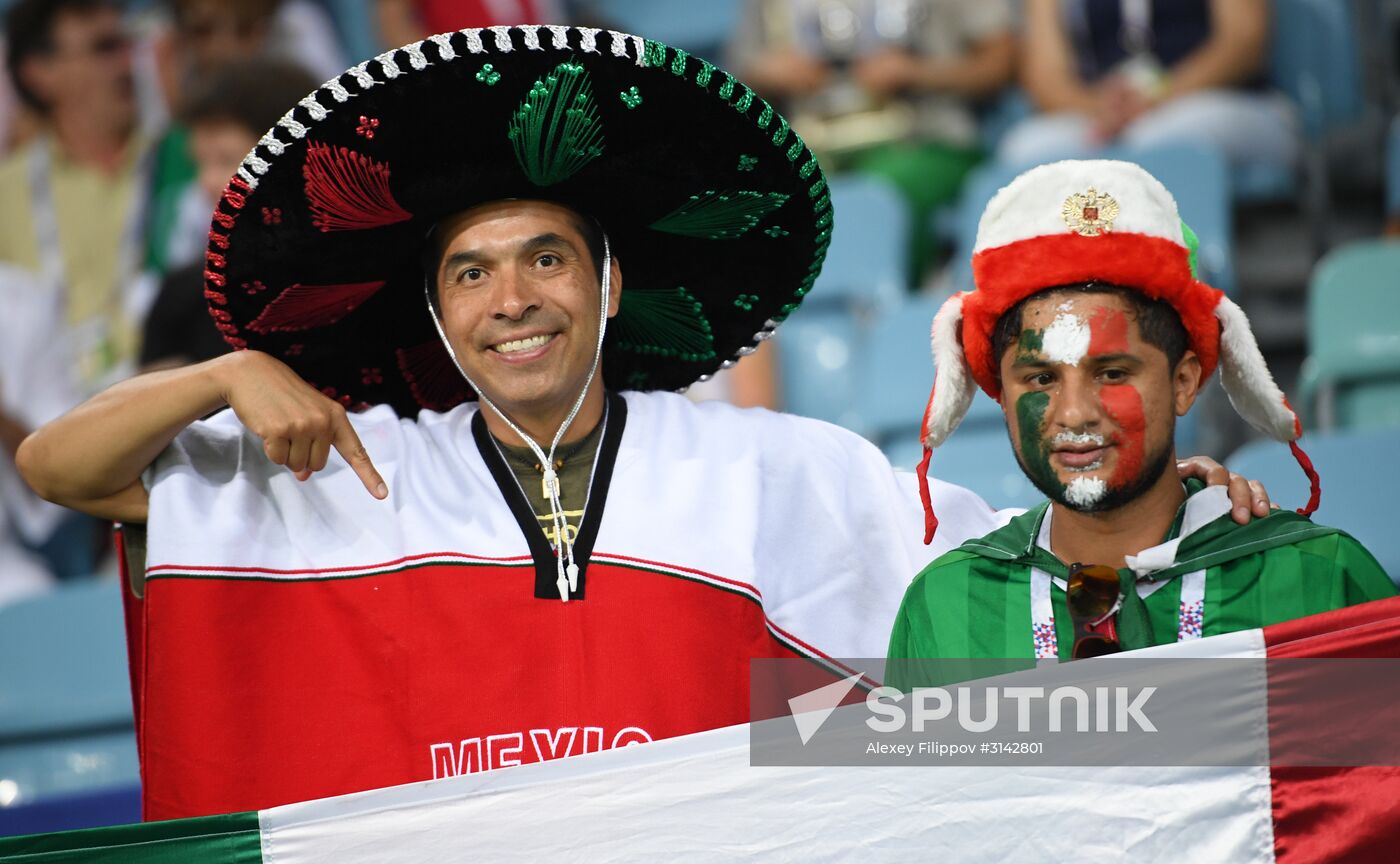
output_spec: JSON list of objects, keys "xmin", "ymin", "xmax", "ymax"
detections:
[{"xmin": 127, "ymin": 391, "xmax": 1001, "ymax": 820}]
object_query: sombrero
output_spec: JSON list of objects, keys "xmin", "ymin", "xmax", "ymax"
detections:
[{"xmin": 202, "ymin": 26, "xmax": 832, "ymax": 415}]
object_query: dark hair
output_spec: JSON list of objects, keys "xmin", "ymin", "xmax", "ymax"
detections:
[
  {"xmin": 5, "ymin": 0, "xmax": 113, "ymax": 114},
  {"xmin": 180, "ymin": 59, "xmax": 320, "ymax": 137},
  {"xmin": 990, "ymin": 282, "xmax": 1188, "ymax": 376}
]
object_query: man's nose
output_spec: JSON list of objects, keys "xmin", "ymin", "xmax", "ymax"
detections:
[
  {"xmin": 492, "ymin": 267, "xmax": 541, "ymax": 320},
  {"xmin": 1051, "ymin": 372, "xmax": 1102, "ymax": 431}
]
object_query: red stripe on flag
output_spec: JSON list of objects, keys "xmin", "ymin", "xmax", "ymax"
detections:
[{"xmin": 1264, "ymin": 598, "xmax": 1400, "ymax": 863}]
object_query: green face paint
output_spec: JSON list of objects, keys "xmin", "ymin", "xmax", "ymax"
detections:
[
  {"xmin": 1015, "ymin": 328, "xmax": 1044, "ymax": 365},
  {"xmin": 1014, "ymin": 390, "xmax": 1063, "ymax": 498}
]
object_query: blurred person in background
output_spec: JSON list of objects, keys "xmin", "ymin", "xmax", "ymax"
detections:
[
  {"xmin": 141, "ymin": 60, "xmax": 320, "ymax": 372},
  {"xmin": 999, "ymin": 0, "xmax": 1297, "ymax": 174},
  {"xmin": 731, "ymin": 0, "xmax": 1016, "ymax": 284},
  {"xmin": 376, "ymin": 0, "xmax": 569, "ymax": 47},
  {"xmin": 0, "ymin": 0, "xmax": 154, "ymax": 396},
  {"xmin": 144, "ymin": 0, "xmax": 347, "ymax": 274}
]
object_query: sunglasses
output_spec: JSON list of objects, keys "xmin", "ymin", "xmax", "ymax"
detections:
[{"xmin": 1066, "ymin": 562, "xmax": 1123, "ymax": 659}]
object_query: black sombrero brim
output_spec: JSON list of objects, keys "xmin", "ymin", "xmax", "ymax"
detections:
[{"xmin": 203, "ymin": 26, "xmax": 832, "ymax": 415}]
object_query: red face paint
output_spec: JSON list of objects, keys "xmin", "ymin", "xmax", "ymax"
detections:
[
  {"xmin": 1087, "ymin": 307, "xmax": 1130, "ymax": 356},
  {"xmin": 1100, "ymin": 383, "xmax": 1146, "ymax": 489}
]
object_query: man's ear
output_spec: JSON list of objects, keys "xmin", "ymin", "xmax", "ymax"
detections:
[
  {"xmin": 1173, "ymin": 349, "xmax": 1204, "ymax": 417},
  {"xmin": 605, "ymin": 255, "xmax": 622, "ymax": 319}
]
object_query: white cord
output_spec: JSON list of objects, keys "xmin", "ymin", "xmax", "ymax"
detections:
[{"xmin": 425, "ymin": 234, "xmax": 612, "ymax": 602}]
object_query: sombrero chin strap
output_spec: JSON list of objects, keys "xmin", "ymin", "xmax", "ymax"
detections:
[{"xmin": 427, "ymin": 235, "xmax": 613, "ymax": 602}]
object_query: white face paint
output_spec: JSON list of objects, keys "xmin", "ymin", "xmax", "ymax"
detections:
[
  {"xmin": 1052, "ymin": 430, "xmax": 1106, "ymax": 472},
  {"xmin": 1065, "ymin": 475, "xmax": 1108, "ymax": 508},
  {"xmin": 1041, "ymin": 312, "xmax": 1090, "ymax": 366}
]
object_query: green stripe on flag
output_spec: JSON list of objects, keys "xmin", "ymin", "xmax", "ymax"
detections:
[{"xmin": 0, "ymin": 811, "xmax": 261, "ymax": 863}]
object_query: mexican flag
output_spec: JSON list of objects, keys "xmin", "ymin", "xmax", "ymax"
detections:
[{"xmin": 4, "ymin": 598, "xmax": 1398, "ymax": 863}]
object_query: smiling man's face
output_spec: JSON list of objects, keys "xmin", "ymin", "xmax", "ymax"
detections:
[
  {"xmin": 433, "ymin": 200, "xmax": 621, "ymax": 428},
  {"xmin": 997, "ymin": 290, "xmax": 1200, "ymax": 513}
]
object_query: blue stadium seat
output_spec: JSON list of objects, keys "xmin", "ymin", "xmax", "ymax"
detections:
[
  {"xmin": 808, "ymin": 174, "xmax": 910, "ymax": 313},
  {"xmin": 1226, "ymin": 430, "xmax": 1400, "ymax": 583},
  {"xmin": 858, "ymin": 292, "xmax": 1004, "ymax": 448},
  {"xmin": 592, "ymin": 0, "xmax": 741, "ymax": 59},
  {"xmin": 775, "ymin": 307, "xmax": 866, "ymax": 433},
  {"xmin": 885, "ymin": 426, "xmax": 1042, "ymax": 511},
  {"xmin": 950, "ymin": 142, "xmax": 1236, "ymax": 295},
  {"xmin": 1299, "ymin": 240, "xmax": 1400, "ymax": 431},
  {"xmin": 0, "ymin": 581, "xmax": 139, "ymax": 827}
]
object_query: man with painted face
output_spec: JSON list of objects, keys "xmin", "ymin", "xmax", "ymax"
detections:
[
  {"xmin": 21, "ymin": 37, "xmax": 1270, "ymax": 821},
  {"xmin": 889, "ymin": 160, "xmax": 1394, "ymax": 665}
]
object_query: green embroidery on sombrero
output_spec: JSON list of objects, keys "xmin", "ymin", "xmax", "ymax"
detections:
[
  {"xmin": 718, "ymin": 74, "xmax": 735, "ymax": 100},
  {"xmin": 619, "ymin": 86, "xmax": 642, "ymax": 109},
  {"xmin": 764, "ymin": 225, "xmax": 789, "ymax": 238},
  {"xmin": 733, "ymin": 86, "xmax": 754, "ymax": 113},
  {"xmin": 643, "ymin": 39, "xmax": 667, "ymax": 69},
  {"xmin": 613, "ymin": 286, "xmax": 716, "ymax": 362},
  {"xmin": 786, "ymin": 136, "xmax": 804, "ymax": 162},
  {"xmin": 737, "ymin": 154, "xmax": 758, "ymax": 171},
  {"xmin": 734, "ymin": 293, "xmax": 759, "ymax": 311},
  {"xmin": 771, "ymin": 116, "xmax": 789, "ymax": 147},
  {"xmin": 799, "ymin": 157, "xmax": 818, "ymax": 180},
  {"xmin": 695, "ymin": 60, "xmax": 715, "ymax": 87},
  {"xmin": 757, "ymin": 101, "xmax": 774, "ymax": 130},
  {"xmin": 508, "ymin": 60, "xmax": 604, "ymax": 187},
  {"xmin": 808, "ymin": 176, "xmax": 827, "ymax": 199},
  {"xmin": 476, "ymin": 63, "xmax": 501, "ymax": 85},
  {"xmin": 650, "ymin": 190, "xmax": 789, "ymax": 239},
  {"xmin": 670, "ymin": 49, "xmax": 689, "ymax": 76}
]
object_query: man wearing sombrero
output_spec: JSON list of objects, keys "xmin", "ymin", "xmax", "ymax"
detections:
[
  {"xmin": 20, "ymin": 32, "xmax": 1268, "ymax": 820},
  {"xmin": 889, "ymin": 159, "xmax": 1394, "ymax": 668}
]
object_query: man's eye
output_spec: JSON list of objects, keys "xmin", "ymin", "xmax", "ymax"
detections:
[
  {"xmin": 461, "ymin": 267, "xmax": 483, "ymax": 281},
  {"xmin": 1027, "ymin": 372, "xmax": 1054, "ymax": 387},
  {"xmin": 1100, "ymin": 368, "xmax": 1128, "ymax": 382},
  {"xmin": 537, "ymin": 254, "xmax": 558, "ymax": 267}
]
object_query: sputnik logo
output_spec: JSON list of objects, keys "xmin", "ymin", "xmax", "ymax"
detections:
[{"xmin": 787, "ymin": 672, "xmax": 865, "ymax": 745}]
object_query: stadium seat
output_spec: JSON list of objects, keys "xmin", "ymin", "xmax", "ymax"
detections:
[
  {"xmin": 1299, "ymin": 240, "xmax": 1400, "ymax": 431},
  {"xmin": 857, "ymin": 293, "xmax": 1003, "ymax": 448},
  {"xmin": 885, "ymin": 426, "xmax": 1041, "ymax": 511},
  {"xmin": 1226, "ymin": 430, "xmax": 1400, "ymax": 583},
  {"xmin": 0, "ymin": 581, "xmax": 139, "ymax": 829},
  {"xmin": 1242, "ymin": 0, "xmax": 1365, "ymax": 244},
  {"xmin": 775, "ymin": 307, "xmax": 866, "ymax": 433},
  {"xmin": 950, "ymin": 142, "xmax": 1236, "ymax": 295},
  {"xmin": 808, "ymin": 174, "xmax": 910, "ymax": 313},
  {"xmin": 592, "ymin": 0, "xmax": 741, "ymax": 60}
]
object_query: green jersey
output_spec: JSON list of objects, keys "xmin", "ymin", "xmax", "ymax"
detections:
[{"xmin": 889, "ymin": 484, "xmax": 1395, "ymax": 668}]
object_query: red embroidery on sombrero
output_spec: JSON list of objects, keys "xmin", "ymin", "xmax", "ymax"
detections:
[
  {"xmin": 246, "ymin": 280, "xmax": 387, "ymax": 334},
  {"xmin": 303, "ymin": 142, "xmax": 412, "ymax": 232},
  {"xmin": 396, "ymin": 341, "xmax": 472, "ymax": 412}
]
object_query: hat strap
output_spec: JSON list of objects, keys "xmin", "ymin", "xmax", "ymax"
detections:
[
  {"xmin": 426, "ymin": 234, "xmax": 614, "ymax": 601},
  {"xmin": 1289, "ymin": 440, "xmax": 1321, "ymax": 516}
]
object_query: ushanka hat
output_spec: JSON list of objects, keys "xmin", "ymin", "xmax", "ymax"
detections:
[
  {"xmin": 201, "ymin": 26, "xmax": 832, "ymax": 415},
  {"xmin": 916, "ymin": 159, "xmax": 1319, "ymax": 542}
]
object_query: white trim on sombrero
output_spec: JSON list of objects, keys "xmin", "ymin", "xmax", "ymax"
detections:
[
  {"xmin": 973, "ymin": 159, "xmax": 1186, "ymax": 254},
  {"xmin": 1215, "ymin": 296, "xmax": 1299, "ymax": 441}
]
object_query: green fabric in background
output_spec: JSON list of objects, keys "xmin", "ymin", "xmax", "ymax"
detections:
[{"xmin": 0, "ymin": 811, "xmax": 260, "ymax": 864}]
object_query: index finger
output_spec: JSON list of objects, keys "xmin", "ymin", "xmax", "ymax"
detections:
[{"xmin": 331, "ymin": 414, "xmax": 388, "ymax": 500}]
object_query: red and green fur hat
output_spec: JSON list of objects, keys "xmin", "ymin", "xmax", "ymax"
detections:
[{"xmin": 917, "ymin": 159, "xmax": 1319, "ymax": 542}]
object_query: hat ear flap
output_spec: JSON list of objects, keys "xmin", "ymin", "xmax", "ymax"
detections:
[
  {"xmin": 917, "ymin": 292, "xmax": 975, "ymax": 545},
  {"xmin": 921, "ymin": 292, "xmax": 976, "ymax": 449},
  {"xmin": 1214, "ymin": 296, "xmax": 1300, "ymax": 441}
]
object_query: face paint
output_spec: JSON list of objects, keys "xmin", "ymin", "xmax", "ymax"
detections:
[
  {"xmin": 1014, "ymin": 390, "xmax": 1063, "ymax": 497},
  {"xmin": 1016, "ymin": 327, "xmax": 1043, "ymax": 365},
  {"xmin": 1087, "ymin": 306, "xmax": 1129, "ymax": 356},
  {"xmin": 1065, "ymin": 475, "xmax": 1108, "ymax": 508},
  {"xmin": 1041, "ymin": 313, "xmax": 1090, "ymax": 366},
  {"xmin": 1100, "ymin": 382, "xmax": 1146, "ymax": 488},
  {"xmin": 1052, "ymin": 430, "xmax": 1106, "ymax": 472}
]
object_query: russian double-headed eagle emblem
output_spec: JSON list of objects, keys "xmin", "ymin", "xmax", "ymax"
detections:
[{"xmin": 1061, "ymin": 188, "xmax": 1119, "ymax": 236}]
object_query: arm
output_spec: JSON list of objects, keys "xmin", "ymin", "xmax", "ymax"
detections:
[
  {"xmin": 1159, "ymin": 0, "xmax": 1269, "ymax": 101},
  {"xmin": 1019, "ymin": 0, "xmax": 1097, "ymax": 114},
  {"xmin": 855, "ymin": 31, "xmax": 1016, "ymax": 101},
  {"xmin": 16, "ymin": 351, "xmax": 386, "ymax": 524}
]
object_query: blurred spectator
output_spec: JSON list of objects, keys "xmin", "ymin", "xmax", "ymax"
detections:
[
  {"xmin": 685, "ymin": 340, "xmax": 782, "ymax": 410},
  {"xmin": 1387, "ymin": 115, "xmax": 1400, "ymax": 237},
  {"xmin": 0, "ymin": 0, "xmax": 155, "ymax": 396},
  {"xmin": 0, "ymin": 263, "xmax": 95, "ymax": 602},
  {"xmin": 144, "ymin": 0, "xmax": 345, "ymax": 274},
  {"xmin": 376, "ymin": 0, "xmax": 568, "ymax": 47},
  {"xmin": 999, "ymin": 0, "xmax": 1298, "ymax": 173},
  {"xmin": 142, "ymin": 60, "xmax": 320, "ymax": 371},
  {"xmin": 730, "ymin": 0, "xmax": 1015, "ymax": 283}
]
